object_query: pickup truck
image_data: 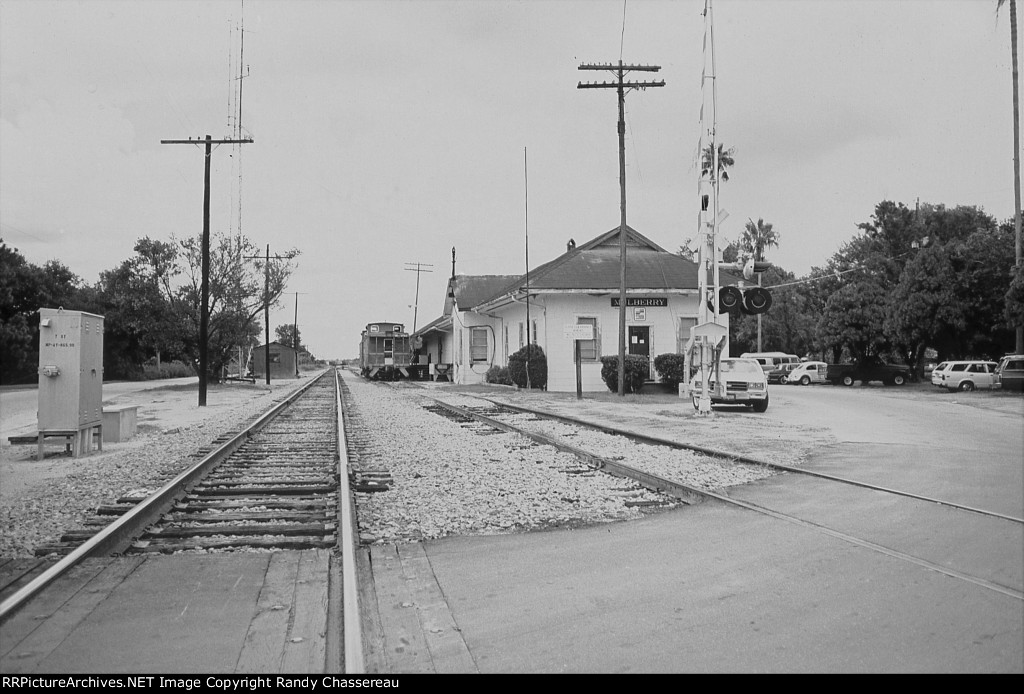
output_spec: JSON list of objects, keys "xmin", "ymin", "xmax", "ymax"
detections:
[{"xmin": 826, "ymin": 357, "xmax": 911, "ymax": 386}]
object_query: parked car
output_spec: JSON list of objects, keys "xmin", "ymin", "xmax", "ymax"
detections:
[
  {"xmin": 741, "ymin": 351, "xmax": 800, "ymax": 374},
  {"xmin": 826, "ymin": 356, "xmax": 911, "ymax": 386},
  {"xmin": 690, "ymin": 358, "xmax": 769, "ymax": 412},
  {"xmin": 930, "ymin": 361, "xmax": 998, "ymax": 391},
  {"xmin": 767, "ymin": 362, "xmax": 800, "ymax": 384},
  {"xmin": 784, "ymin": 360, "xmax": 828, "ymax": 385},
  {"xmin": 995, "ymin": 355, "xmax": 1024, "ymax": 392}
]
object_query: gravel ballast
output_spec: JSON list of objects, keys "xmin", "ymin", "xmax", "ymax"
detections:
[
  {"xmin": 0, "ymin": 371, "xmax": 837, "ymax": 557},
  {"xmin": 342, "ymin": 375, "xmax": 835, "ymax": 545}
]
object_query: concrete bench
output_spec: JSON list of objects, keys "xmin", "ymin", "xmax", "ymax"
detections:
[{"xmin": 102, "ymin": 405, "xmax": 139, "ymax": 443}]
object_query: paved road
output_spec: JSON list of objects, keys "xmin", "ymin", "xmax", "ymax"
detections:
[
  {"xmin": 765, "ymin": 382, "xmax": 1022, "ymax": 516},
  {"xmin": 406, "ymin": 383, "xmax": 1023, "ymax": 673},
  {"xmin": 0, "ymin": 378, "xmax": 203, "ymax": 443}
]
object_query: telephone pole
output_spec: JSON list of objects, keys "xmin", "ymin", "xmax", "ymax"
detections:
[
  {"xmin": 244, "ymin": 246, "xmax": 297, "ymax": 385},
  {"xmin": 161, "ymin": 134, "xmax": 253, "ymax": 406},
  {"xmin": 578, "ymin": 62, "xmax": 664, "ymax": 396},
  {"xmin": 293, "ymin": 291, "xmax": 308, "ymax": 377},
  {"xmin": 404, "ymin": 262, "xmax": 434, "ymax": 333}
]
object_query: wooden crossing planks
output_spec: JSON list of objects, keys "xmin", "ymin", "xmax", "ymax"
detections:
[
  {"xmin": 0, "ymin": 557, "xmax": 145, "ymax": 672},
  {"xmin": 367, "ymin": 543, "xmax": 477, "ymax": 673},
  {"xmin": 0, "ymin": 558, "xmax": 54, "ymax": 605},
  {"xmin": 280, "ymin": 549, "xmax": 330, "ymax": 673},
  {"xmin": 235, "ymin": 550, "xmax": 330, "ymax": 673},
  {"xmin": 0, "ymin": 552, "xmax": 334, "ymax": 674}
]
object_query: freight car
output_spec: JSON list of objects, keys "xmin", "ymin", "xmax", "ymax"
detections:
[{"xmin": 359, "ymin": 322, "xmax": 414, "ymax": 380}]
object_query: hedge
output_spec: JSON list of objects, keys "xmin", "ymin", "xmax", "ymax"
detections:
[
  {"xmin": 653, "ymin": 353, "xmax": 688, "ymax": 389},
  {"xmin": 599, "ymin": 354, "xmax": 649, "ymax": 393},
  {"xmin": 508, "ymin": 344, "xmax": 547, "ymax": 389}
]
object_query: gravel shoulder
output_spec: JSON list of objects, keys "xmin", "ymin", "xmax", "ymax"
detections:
[{"xmin": 0, "ymin": 376, "xmax": 315, "ymax": 557}]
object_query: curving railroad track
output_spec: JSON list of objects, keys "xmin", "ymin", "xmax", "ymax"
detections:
[{"xmin": 408, "ymin": 386, "xmax": 1024, "ymax": 603}]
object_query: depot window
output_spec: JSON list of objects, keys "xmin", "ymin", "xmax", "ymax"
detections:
[
  {"xmin": 577, "ymin": 317, "xmax": 598, "ymax": 361},
  {"xmin": 470, "ymin": 327, "xmax": 488, "ymax": 362}
]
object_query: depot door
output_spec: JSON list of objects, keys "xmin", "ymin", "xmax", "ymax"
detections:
[{"xmin": 628, "ymin": 326, "xmax": 651, "ymax": 378}]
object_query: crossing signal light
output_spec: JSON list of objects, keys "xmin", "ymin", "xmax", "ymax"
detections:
[
  {"xmin": 719, "ymin": 286, "xmax": 743, "ymax": 313},
  {"xmin": 741, "ymin": 287, "xmax": 773, "ymax": 315}
]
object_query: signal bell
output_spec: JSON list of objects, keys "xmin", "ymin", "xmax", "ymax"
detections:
[{"xmin": 743, "ymin": 259, "xmax": 772, "ymax": 280}]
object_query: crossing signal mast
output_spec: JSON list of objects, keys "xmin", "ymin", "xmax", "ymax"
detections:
[{"xmin": 686, "ymin": 0, "xmax": 772, "ymax": 415}]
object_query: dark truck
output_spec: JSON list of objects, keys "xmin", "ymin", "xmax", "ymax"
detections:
[{"xmin": 826, "ymin": 356, "xmax": 911, "ymax": 386}]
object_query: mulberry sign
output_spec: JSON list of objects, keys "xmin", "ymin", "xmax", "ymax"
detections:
[{"xmin": 610, "ymin": 297, "xmax": 667, "ymax": 307}]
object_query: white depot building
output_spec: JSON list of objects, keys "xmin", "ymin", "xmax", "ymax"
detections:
[{"xmin": 413, "ymin": 226, "xmax": 737, "ymax": 392}]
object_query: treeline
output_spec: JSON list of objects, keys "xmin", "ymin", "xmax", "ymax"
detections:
[
  {"xmin": 1, "ymin": 233, "xmax": 299, "ymax": 385},
  {"xmin": 728, "ymin": 200, "xmax": 1024, "ymax": 374}
]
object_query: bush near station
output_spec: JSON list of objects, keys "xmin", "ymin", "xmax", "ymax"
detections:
[
  {"xmin": 485, "ymin": 365, "xmax": 513, "ymax": 385},
  {"xmin": 508, "ymin": 344, "xmax": 548, "ymax": 389},
  {"xmin": 653, "ymin": 353, "xmax": 687, "ymax": 389},
  {"xmin": 600, "ymin": 354, "xmax": 649, "ymax": 393}
]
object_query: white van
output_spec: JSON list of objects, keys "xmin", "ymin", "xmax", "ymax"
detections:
[{"xmin": 741, "ymin": 352, "xmax": 800, "ymax": 373}]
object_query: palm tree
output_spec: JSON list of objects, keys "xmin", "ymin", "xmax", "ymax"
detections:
[
  {"xmin": 997, "ymin": 0, "xmax": 1022, "ymax": 353},
  {"xmin": 740, "ymin": 218, "xmax": 779, "ymax": 262},
  {"xmin": 701, "ymin": 143, "xmax": 735, "ymax": 182}
]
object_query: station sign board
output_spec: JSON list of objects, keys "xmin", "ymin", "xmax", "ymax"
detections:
[
  {"xmin": 610, "ymin": 297, "xmax": 667, "ymax": 307},
  {"xmin": 563, "ymin": 324, "xmax": 594, "ymax": 340}
]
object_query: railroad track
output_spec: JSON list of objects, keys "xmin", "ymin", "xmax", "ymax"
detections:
[
  {"xmin": 0, "ymin": 370, "xmax": 360, "ymax": 626},
  {"xmin": 130, "ymin": 376, "xmax": 339, "ymax": 554},
  {"xmin": 411, "ymin": 387, "xmax": 1024, "ymax": 602}
]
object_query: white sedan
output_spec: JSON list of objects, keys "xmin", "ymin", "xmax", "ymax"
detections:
[
  {"xmin": 690, "ymin": 358, "xmax": 769, "ymax": 412},
  {"xmin": 784, "ymin": 361, "xmax": 828, "ymax": 385}
]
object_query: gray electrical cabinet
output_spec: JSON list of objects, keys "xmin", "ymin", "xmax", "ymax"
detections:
[{"xmin": 37, "ymin": 308, "xmax": 104, "ymax": 433}]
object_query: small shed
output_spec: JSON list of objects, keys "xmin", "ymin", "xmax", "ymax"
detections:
[{"xmin": 253, "ymin": 342, "xmax": 299, "ymax": 379}]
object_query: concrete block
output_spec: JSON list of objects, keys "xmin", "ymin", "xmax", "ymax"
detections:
[{"xmin": 102, "ymin": 405, "xmax": 138, "ymax": 443}]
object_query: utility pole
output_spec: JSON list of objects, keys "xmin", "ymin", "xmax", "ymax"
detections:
[
  {"xmin": 524, "ymin": 147, "xmax": 531, "ymax": 390},
  {"xmin": 578, "ymin": 62, "xmax": 664, "ymax": 396},
  {"xmin": 161, "ymin": 134, "xmax": 253, "ymax": 406},
  {"xmin": 293, "ymin": 291, "xmax": 308, "ymax": 377},
  {"xmin": 244, "ymin": 245, "xmax": 296, "ymax": 385},
  {"xmin": 404, "ymin": 262, "xmax": 434, "ymax": 333}
]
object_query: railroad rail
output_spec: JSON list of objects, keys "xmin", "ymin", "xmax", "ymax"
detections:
[
  {"xmin": 413, "ymin": 388, "xmax": 1023, "ymax": 602},
  {"xmin": 458, "ymin": 394, "xmax": 1024, "ymax": 526}
]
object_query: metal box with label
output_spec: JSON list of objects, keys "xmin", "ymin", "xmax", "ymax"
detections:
[{"xmin": 37, "ymin": 308, "xmax": 105, "ymax": 432}]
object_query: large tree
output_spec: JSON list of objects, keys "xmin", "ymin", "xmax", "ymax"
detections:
[
  {"xmin": 818, "ymin": 201, "xmax": 1012, "ymax": 366},
  {"xmin": 95, "ymin": 239, "xmax": 188, "ymax": 379},
  {"xmin": 0, "ymin": 242, "xmax": 86, "ymax": 383},
  {"xmin": 174, "ymin": 233, "xmax": 300, "ymax": 380},
  {"xmin": 275, "ymin": 323, "xmax": 304, "ymax": 352}
]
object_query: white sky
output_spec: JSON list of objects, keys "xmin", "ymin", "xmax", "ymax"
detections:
[{"xmin": 1, "ymin": 0, "xmax": 1019, "ymax": 359}]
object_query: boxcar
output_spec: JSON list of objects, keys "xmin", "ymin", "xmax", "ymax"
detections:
[{"xmin": 359, "ymin": 322, "xmax": 414, "ymax": 380}]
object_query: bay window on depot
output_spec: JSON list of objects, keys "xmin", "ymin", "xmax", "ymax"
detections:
[{"xmin": 470, "ymin": 326, "xmax": 489, "ymax": 362}]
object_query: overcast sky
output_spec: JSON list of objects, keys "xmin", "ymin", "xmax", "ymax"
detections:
[{"xmin": 1, "ymin": 0, "xmax": 1019, "ymax": 360}]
